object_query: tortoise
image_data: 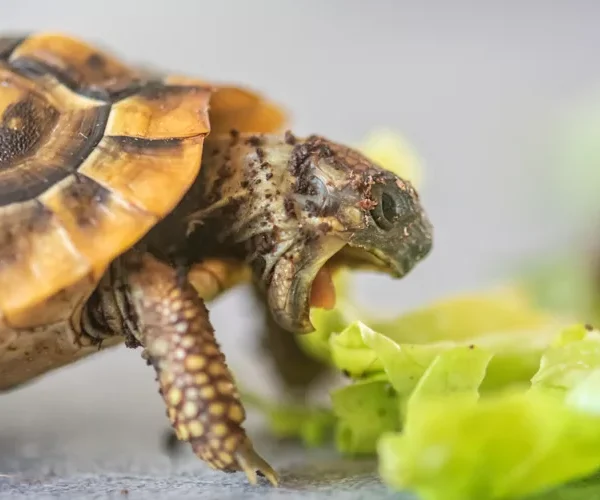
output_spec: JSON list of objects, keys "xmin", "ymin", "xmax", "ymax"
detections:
[{"xmin": 0, "ymin": 32, "xmax": 433, "ymax": 485}]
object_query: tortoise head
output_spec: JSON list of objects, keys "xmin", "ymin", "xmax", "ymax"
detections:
[{"xmin": 261, "ymin": 134, "xmax": 433, "ymax": 333}]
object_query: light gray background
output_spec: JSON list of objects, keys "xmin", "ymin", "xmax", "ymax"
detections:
[{"xmin": 1, "ymin": 1, "xmax": 600, "ymax": 499}]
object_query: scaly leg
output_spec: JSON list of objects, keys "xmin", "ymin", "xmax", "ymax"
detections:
[
  {"xmin": 123, "ymin": 252, "xmax": 277, "ymax": 485},
  {"xmin": 161, "ymin": 257, "xmax": 250, "ymax": 457},
  {"xmin": 162, "ymin": 283, "xmax": 329, "ymax": 459}
]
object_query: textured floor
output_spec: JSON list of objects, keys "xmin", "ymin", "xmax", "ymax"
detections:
[
  {"xmin": 0, "ymin": 415, "xmax": 409, "ymax": 500},
  {"xmin": 0, "ymin": 342, "xmax": 414, "ymax": 500}
]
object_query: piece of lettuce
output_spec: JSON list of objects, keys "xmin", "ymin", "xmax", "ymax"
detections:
[
  {"xmin": 529, "ymin": 324, "xmax": 600, "ymax": 419},
  {"xmin": 375, "ymin": 325, "xmax": 600, "ymax": 500},
  {"xmin": 257, "ymin": 284, "xmax": 600, "ymax": 500},
  {"xmin": 302, "ymin": 283, "xmax": 563, "ymax": 396},
  {"xmin": 331, "ymin": 374, "xmax": 400, "ymax": 455},
  {"xmin": 378, "ymin": 389, "xmax": 600, "ymax": 500},
  {"xmin": 295, "ymin": 280, "xmax": 600, "ymax": 499},
  {"xmin": 240, "ymin": 390, "xmax": 335, "ymax": 448}
]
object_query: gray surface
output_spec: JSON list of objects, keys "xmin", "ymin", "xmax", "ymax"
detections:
[
  {"xmin": 1, "ymin": 1, "xmax": 600, "ymax": 499},
  {"xmin": 0, "ymin": 424, "xmax": 402, "ymax": 499}
]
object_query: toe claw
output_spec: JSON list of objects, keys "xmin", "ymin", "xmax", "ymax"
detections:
[
  {"xmin": 235, "ymin": 440, "xmax": 279, "ymax": 487},
  {"xmin": 237, "ymin": 455, "xmax": 258, "ymax": 486}
]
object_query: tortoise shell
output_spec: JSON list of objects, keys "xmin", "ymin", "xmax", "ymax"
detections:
[{"xmin": 0, "ymin": 32, "xmax": 285, "ymax": 387}]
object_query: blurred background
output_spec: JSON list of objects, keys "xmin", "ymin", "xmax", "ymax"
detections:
[{"xmin": 1, "ymin": 0, "xmax": 599, "ymax": 496}]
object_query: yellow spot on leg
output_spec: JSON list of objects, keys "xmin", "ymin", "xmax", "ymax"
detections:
[
  {"xmin": 209, "ymin": 403, "xmax": 226, "ymax": 416},
  {"xmin": 204, "ymin": 344, "xmax": 219, "ymax": 356},
  {"xmin": 177, "ymin": 424, "xmax": 190, "ymax": 441},
  {"xmin": 186, "ymin": 387, "xmax": 200, "ymax": 400},
  {"xmin": 213, "ymin": 423, "xmax": 228, "ymax": 437},
  {"xmin": 218, "ymin": 451, "xmax": 233, "ymax": 465},
  {"xmin": 208, "ymin": 361, "xmax": 226, "ymax": 377},
  {"xmin": 189, "ymin": 421, "xmax": 205, "ymax": 437},
  {"xmin": 168, "ymin": 387, "xmax": 182, "ymax": 406},
  {"xmin": 180, "ymin": 336, "xmax": 195, "ymax": 348},
  {"xmin": 183, "ymin": 309, "xmax": 196, "ymax": 320},
  {"xmin": 151, "ymin": 338, "xmax": 170, "ymax": 356},
  {"xmin": 224, "ymin": 435, "xmax": 238, "ymax": 451},
  {"xmin": 200, "ymin": 385, "xmax": 216, "ymax": 399},
  {"xmin": 217, "ymin": 380, "xmax": 234, "ymax": 395},
  {"xmin": 228, "ymin": 404, "xmax": 244, "ymax": 424},
  {"xmin": 185, "ymin": 355, "xmax": 207, "ymax": 371}
]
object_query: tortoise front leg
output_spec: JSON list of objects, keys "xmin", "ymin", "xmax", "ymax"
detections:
[
  {"xmin": 122, "ymin": 252, "xmax": 278, "ymax": 486},
  {"xmin": 162, "ymin": 265, "xmax": 330, "ymax": 458}
]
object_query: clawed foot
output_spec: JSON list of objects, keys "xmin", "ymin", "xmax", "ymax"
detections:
[
  {"xmin": 162, "ymin": 429, "xmax": 278, "ymax": 486},
  {"xmin": 234, "ymin": 439, "xmax": 279, "ymax": 486}
]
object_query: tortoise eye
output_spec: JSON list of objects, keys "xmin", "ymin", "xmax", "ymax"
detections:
[{"xmin": 370, "ymin": 185, "xmax": 411, "ymax": 231}]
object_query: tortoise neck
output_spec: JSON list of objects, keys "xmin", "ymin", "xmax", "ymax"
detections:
[
  {"xmin": 184, "ymin": 133, "xmax": 298, "ymax": 256},
  {"xmin": 196, "ymin": 132, "xmax": 296, "ymax": 211},
  {"xmin": 143, "ymin": 133, "xmax": 298, "ymax": 268}
]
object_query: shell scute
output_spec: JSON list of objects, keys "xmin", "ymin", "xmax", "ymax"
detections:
[
  {"xmin": 8, "ymin": 32, "xmax": 141, "ymax": 98},
  {"xmin": 0, "ymin": 33, "xmax": 212, "ymax": 325},
  {"xmin": 0, "ymin": 201, "xmax": 90, "ymax": 327}
]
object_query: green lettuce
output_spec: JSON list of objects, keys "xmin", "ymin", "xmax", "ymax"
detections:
[
  {"xmin": 378, "ymin": 389, "xmax": 600, "ymax": 500},
  {"xmin": 370, "ymin": 322, "xmax": 600, "ymax": 499},
  {"xmin": 302, "ymin": 282, "xmax": 563, "ymax": 398},
  {"xmin": 254, "ymin": 271, "xmax": 600, "ymax": 499},
  {"xmin": 331, "ymin": 374, "xmax": 400, "ymax": 455},
  {"xmin": 240, "ymin": 390, "xmax": 335, "ymax": 448}
]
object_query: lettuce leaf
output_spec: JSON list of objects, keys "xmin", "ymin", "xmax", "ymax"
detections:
[
  {"xmin": 378, "ymin": 389, "xmax": 600, "ymax": 500},
  {"xmin": 404, "ymin": 346, "xmax": 493, "ymax": 422},
  {"xmin": 531, "ymin": 325, "xmax": 600, "ymax": 395},
  {"xmin": 241, "ymin": 390, "xmax": 335, "ymax": 448},
  {"xmin": 302, "ymin": 284, "xmax": 563, "ymax": 402},
  {"xmin": 331, "ymin": 374, "xmax": 400, "ymax": 455},
  {"xmin": 375, "ymin": 324, "xmax": 600, "ymax": 500},
  {"xmin": 260, "ymin": 267, "xmax": 600, "ymax": 499}
]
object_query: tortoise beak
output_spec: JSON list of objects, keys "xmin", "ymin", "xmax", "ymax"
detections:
[
  {"xmin": 266, "ymin": 215, "xmax": 433, "ymax": 334},
  {"xmin": 267, "ymin": 236, "xmax": 346, "ymax": 333}
]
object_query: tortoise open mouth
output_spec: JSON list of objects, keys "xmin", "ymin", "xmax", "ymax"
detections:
[
  {"xmin": 309, "ymin": 245, "xmax": 395, "ymax": 311},
  {"xmin": 267, "ymin": 237, "xmax": 392, "ymax": 334},
  {"xmin": 267, "ymin": 229, "xmax": 430, "ymax": 334}
]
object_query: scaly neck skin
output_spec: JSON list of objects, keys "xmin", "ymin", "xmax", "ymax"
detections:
[
  {"xmin": 172, "ymin": 133, "xmax": 302, "ymax": 282},
  {"xmin": 196, "ymin": 133, "xmax": 296, "ymax": 213}
]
